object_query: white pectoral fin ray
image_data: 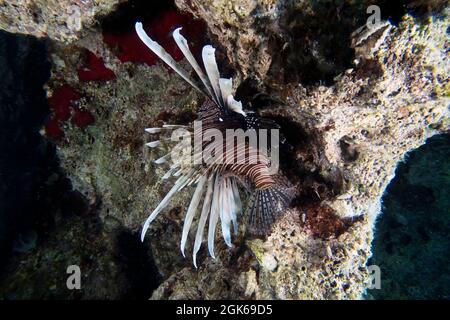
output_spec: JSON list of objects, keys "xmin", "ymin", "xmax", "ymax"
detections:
[
  {"xmin": 202, "ymin": 45, "xmax": 224, "ymax": 106},
  {"xmin": 141, "ymin": 173, "xmax": 191, "ymax": 242},
  {"xmin": 227, "ymin": 95, "xmax": 246, "ymax": 116},
  {"xmin": 173, "ymin": 28, "xmax": 217, "ymax": 104},
  {"xmin": 207, "ymin": 175, "xmax": 221, "ymax": 258},
  {"xmin": 220, "ymin": 179, "xmax": 232, "ymax": 247},
  {"xmin": 137, "ymin": 22, "xmax": 247, "ymax": 117},
  {"xmin": 154, "ymin": 154, "xmax": 170, "ymax": 164},
  {"xmin": 219, "ymin": 78, "xmax": 232, "ymax": 106},
  {"xmin": 180, "ymin": 175, "xmax": 207, "ymax": 257},
  {"xmin": 162, "ymin": 167, "xmax": 176, "ymax": 180},
  {"xmin": 231, "ymin": 180, "xmax": 241, "ymax": 234},
  {"xmin": 145, "ymin": 128, "xmax": 162, "ymax": 134},
  {"xmin": 135, "ymin": 22, "xmax": 203, "ymax": 94},
  {"xmin": 219, "ymin": 78, "xmax": 246, "ymax": 117},
  {"xmin": 193, "ymin": 176, "xmax": 214, "ymax": 268},
  {"xmin": 146, "ymin": 141, "xmax": 160, "ymax": 148}
]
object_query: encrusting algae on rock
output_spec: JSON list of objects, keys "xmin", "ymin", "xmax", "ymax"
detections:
[{"xmin": 0, "ymin": 0, "xmax": 448, "ymax": 299}]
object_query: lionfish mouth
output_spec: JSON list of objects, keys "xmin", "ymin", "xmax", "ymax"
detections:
[{"xmin": 135, "ymin": 22, "xmax": 296, "ymax": 267}]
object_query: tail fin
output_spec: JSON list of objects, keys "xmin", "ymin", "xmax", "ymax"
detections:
[{"xmin": 247, "ymin": 184, "xmax": 296, "ymax": 235}]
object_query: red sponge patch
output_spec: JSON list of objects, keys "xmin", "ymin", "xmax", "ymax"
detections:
[
  {"xmin": 71, "ymin": 109, "xmax": 95, "ymax": 128},
  {"xmin": 103, "ymin": 9, "xmax": 205, "ymax": 66},
  {"xmin": 45, "ymin": 84, "xmax": 95, "ymax": 139},
  {"xmin": 47, "ymin": 84, "xmax": 81, "ymax": 122},
  {"xmin": 77, "ymin": 50, "xmax": 116, "ymax": 82}
]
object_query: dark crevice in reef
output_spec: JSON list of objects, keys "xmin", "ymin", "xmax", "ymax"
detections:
[
  {"xmin": 101, "ymin": 0, "xmax": 177, "ymax": 34},
  {"xmin": 260, "ymin": 108, "xmax": 360, "ymax": 240},
  {"xmin": 0, "ymin": 30, "xmax": 53, "ymax": 272},
  {"xmin": 233, "ymin": 76, "xmax": 358, "ymax": 239},
  {"xmin": 0, "ymin": 30, "xmax": 99, "ymax": 297},
  {"xmin": 234, "ymin": 77, "xmax": 288, "ymax": 112},
  {"xmin": 268, "ymin": 1, "xmax": 369, "ymax": 86},
  {"xmin": 339, "ymin": 135, "xmax": 360, "ymax": 163},
  {"xmin": 367, "ymin": 134, "xmax": 450, "ymax": 299},
  {"xmin": 266, "ymin": 0, "xmax": 448, "ymax": 87},
  {"xmin": 115, "ymin": 229, "xmax": 162, "ymax": 299},
  {"xmin": 100, "ymin": 0, "xmax": 208, "ymax": 67},
  {"xmin": 373, "ymin": 0, "xmax": 449, "ymax": 24},
  {"xmin": 0, "ymin": 30, "xmax": 162, "ymax": 299}
]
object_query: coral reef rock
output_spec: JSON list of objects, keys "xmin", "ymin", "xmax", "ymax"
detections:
[
  {"xmin": 0, "ymin": 0, "xmax": 122, "ymax": 43},
  {"xmin": 0, "ymin": 0, "xmax": 448, "ymax": 299}
]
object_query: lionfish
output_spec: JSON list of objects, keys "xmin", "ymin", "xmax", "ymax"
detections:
[{"xmin": 135, "ymin": 22, "xmax": 295, "ymax": 267}]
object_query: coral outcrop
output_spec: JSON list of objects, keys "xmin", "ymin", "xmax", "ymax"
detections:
[{"xmin": 0, "ymin": 0, "xmax": 448, "ymax": 299}]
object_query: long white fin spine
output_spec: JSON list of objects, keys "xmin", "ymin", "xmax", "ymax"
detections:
[
  {"xmin": 135, "ymin": 22, "xmax": 203, "ymax": 94},
  {"xmin": 193, "ymin": 176, "xmax": 214, "ymax": 268},
  {"xmin": 202, "ymin": 45, "xmax": 224, "ymax": 107},
  {"xmin": 180, "ymin": 175, "xmax": 207, "ymax": 257},
  {"xmin": 173, "ymin": 28, "xmax": 218, "ymax": 105}
]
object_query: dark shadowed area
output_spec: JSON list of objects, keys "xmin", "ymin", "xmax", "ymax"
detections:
[{"xmin": 367, "ymin": 134, "xmax": 450, "ymax": 299}]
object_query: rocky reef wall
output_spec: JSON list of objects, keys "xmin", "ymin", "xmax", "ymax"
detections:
[{"xmin": 0, "ymin": 0, "xmax": 448, "ymax": 299}]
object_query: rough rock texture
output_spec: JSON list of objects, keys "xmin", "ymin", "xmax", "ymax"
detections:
[
  {"xmin": 175, "ymin": 0, "xmax": 278, "ymax": 83},
  {"xmin": 0, "ymin": 0, "xmax": 448, "ymax": 299},
  {"xmin": 367, "ymin": 134, "xmax": 450, "ymax": 299},
  {"xmin": 150, "ymin": 4, "xmax": 449, "ymax": 299},
  {"xmin": 149, "ymin": 6, "xmax": 449, "ymax": 299},
  {"xmin": 0, "ymin": 0, "xmax": 122, "ymax": 43}
]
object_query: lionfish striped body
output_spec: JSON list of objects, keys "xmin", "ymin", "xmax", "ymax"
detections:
[{"xmin": 135, "ymin": 22, "xmax": 295, "ymax": 267}]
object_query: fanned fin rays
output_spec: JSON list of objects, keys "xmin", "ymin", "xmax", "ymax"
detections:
[
  {"xmin": 135, "ymin": 22, "xmax": 295, "ymax": 267},
  {"xmin": 181, "ymin": 175, "xmax": 207, "ymax": 257},
  {"xmin": 135, "ymin": 22, "xmax": 204, "ymax": 94},
  {"xmin": 172, "ymin": 28, "xmax": 217, "ymax": 105},
  {"xmin": 140, "ymin": 170, "xmax": 194, "ymax": 242},
  {"xmin": 135, "ymin": 22, "xmax": 243, "ymax": 115},
  {"xmin": 247, "ymin": 184, "xmax": 296, "ymax": 235},
  {"xmin": 193, "ymin": 176, "xmax": 214, "ymax": 268},
  {"xmin": 137, "ymin": 21, "xmax": 246, "ymax": 247}
]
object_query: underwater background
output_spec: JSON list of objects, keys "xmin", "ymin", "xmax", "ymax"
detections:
[{"xmin": 0, "ymin": 0, "xmax": 449, "ymax": 299}]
